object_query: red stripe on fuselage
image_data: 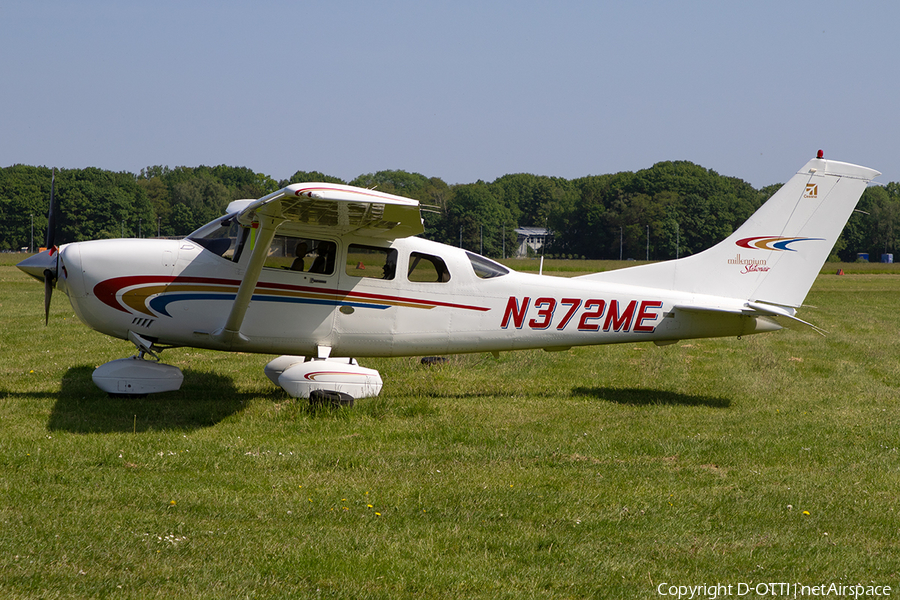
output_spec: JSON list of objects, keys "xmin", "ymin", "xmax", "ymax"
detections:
[
  {"xmin": 94, "ymin": 276, "xmax": 240, "ymax": 313},
  {"xmin": 95, "ymin": 275, "xmax": 490, "ymax": 314}
]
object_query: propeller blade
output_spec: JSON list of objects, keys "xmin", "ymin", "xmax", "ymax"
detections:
[
  {"xmin": 18, "ymin": 169, "xmax": 61, "ymax": 324},
  {"xmin": 44, "ymin": 169, "xmax": 59, "ymax": 325},
  {"xmin": 46, "ymin": 168, "xmax": 57, "ymax": 249},
  {"xmin": 43, "ymin": 268, "xmax": 55, "ymax": 326}
]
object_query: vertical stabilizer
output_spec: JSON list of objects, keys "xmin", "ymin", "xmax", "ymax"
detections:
[{"xmin": 580, "ymin": 155, "xmax": 880, "ymax": 307}]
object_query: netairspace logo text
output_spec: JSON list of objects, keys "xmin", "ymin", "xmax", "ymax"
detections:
[{"xmin": 656, "ymin": 582, "xmax": 892, "ymax": 599}]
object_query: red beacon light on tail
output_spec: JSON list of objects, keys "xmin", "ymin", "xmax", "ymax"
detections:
[{"xmin": 817, "ymin": 149, "xmax": 824, "ymax": 159}]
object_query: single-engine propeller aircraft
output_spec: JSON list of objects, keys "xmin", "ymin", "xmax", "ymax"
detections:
[{"xmin": 18, "ymin": 153, "xmax": 879, "ymax": 402}]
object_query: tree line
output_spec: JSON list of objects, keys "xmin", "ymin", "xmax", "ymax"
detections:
[{"xmin": 1, "ymin": 162, "xmax": 897, "ymax": 262}]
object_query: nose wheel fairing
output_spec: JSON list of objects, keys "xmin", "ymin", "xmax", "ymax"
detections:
[
  {"xmin": 91, "ymin": 356, "xmax": 184, "ymax": 396},
  {"xmin": 91, "ymin": 331, "xmax": 184, "ymax": 396}
]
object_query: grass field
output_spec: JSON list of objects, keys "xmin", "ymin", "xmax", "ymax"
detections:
[{"xmin": 1, "ymin": 254, "xmax": 898, "ymax": 598}]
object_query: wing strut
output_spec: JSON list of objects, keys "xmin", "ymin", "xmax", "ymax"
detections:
[{"xmin": 212, "ymin": 212, "xmax": 282, "ymax": 347}]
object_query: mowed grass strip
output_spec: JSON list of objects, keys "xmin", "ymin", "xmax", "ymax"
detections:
[{"xmin": 0, "ymin": 258, "xmax": 898, "ymax": 598}]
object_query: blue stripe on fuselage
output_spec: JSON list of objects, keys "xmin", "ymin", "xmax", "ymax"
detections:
[{"xmin": 147, "ymin": 293, "xmax": 389, "ymax": 317}]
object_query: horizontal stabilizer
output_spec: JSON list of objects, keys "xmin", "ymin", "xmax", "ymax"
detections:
[{"xmin": 674, "ymin": 302, "xmax": 825, "ymax": 335}]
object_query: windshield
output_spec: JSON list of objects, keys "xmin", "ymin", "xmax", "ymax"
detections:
[{"xmin": 187, "ymin": 215, "xmax": 246, "ymax": 260}]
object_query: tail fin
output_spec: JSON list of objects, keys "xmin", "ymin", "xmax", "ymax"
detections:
[{"xmin": 581, "ymin": 155, "xmax": 880, "ymax": 307}]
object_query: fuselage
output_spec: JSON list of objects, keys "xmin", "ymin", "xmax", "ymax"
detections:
[{"xmin": 51, "ymin": 224, "xmax": 778, "ymax": 358}]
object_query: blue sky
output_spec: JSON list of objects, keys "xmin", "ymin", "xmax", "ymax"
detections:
[{"xmin": 2, "ymin": 1, "xmax": 897, "ymax": 188}]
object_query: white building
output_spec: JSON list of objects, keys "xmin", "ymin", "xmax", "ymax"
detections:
[{"xmin": 514, "ymin": 227, "xmax": 550, "ymax": 258}]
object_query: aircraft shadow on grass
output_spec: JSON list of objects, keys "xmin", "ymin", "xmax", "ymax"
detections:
[
  {"xmin": 572, "ymin": 387, "xmax": 731, "ymax": 409},
  {"xmin": 398, "ymin": 384, "xmax": 729, "ymax": 409},
  {"xmin": 44, "ymin": 366, "xmax": 263, "ymax": 434}
]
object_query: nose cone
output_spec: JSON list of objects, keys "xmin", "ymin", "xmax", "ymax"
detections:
[{"xmin": 17, "ymin": 248, "xmax": 58, "ymax": 282}]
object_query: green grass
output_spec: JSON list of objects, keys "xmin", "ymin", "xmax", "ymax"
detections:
[{"xmin": 1, "ymin": 256, "xmax": 899, "ymax": 598}]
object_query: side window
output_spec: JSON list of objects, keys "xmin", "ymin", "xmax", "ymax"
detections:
[
  {"xmin": 264, "ymin": 236, "xmax": 336, "ymax": 275},
  {"xmin": 308, "ymin": 241, "xmax": 337, "ymax": 274},
  {"xmin": 408, "ymin": 252, "xmax": 451, "ymax": 283},
  {"xmin": 346, "ymin": 244, "xmax": 398, "ymax": 280}
]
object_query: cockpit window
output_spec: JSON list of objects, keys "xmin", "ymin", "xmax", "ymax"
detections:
[
  {"xmin": 466, "ymin": 252, "xmax": 509, "ymax": 279},
  {"xmin": 187, "ymin": 215, "xmax": 246, "ymax": 261},
  {"xmin": 264, "ymin": 236, "xmax": 336, "ymax": 275}
]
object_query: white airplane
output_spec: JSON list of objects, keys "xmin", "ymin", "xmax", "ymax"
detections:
[{"xmin": 18, "ymin": 153, "xmax": 879, "ymax": 402}]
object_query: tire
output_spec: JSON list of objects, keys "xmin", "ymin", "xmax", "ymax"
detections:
[
  {"xmin": 420, "ymin": 356, "xmax": 448, "ymax": 366},
  {"xmin": 309, "ymin": 389, "xmax": 354, "ymax": 408}
]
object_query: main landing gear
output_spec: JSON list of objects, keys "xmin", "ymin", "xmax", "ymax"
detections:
[{"xmin": 264, "ymin": 353, "xmax": 383, "ymax": 407}]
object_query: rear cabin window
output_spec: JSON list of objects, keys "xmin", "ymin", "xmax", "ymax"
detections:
[
  {"xmin": 407, "ymin": 252, "xmax": 451, "ymax": 283},
  {"xmin": 466, "ymin": 252, "xmax": 509, "ymax": 279},
  {"xmin": 264, "ymin": 236, "xmax": 336, "ymax": 275},
  {"xmin": 345, "ymin": 244, "xmax": 398, "ymax": 280}
]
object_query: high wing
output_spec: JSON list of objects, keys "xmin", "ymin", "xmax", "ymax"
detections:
[
  {"xmin": 230, "ymin": 182, "xmax": 424, "ymax": 239},
  {"xmin": 214, "ymin": 183, "xmax": 424, "ymax": 346}
]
